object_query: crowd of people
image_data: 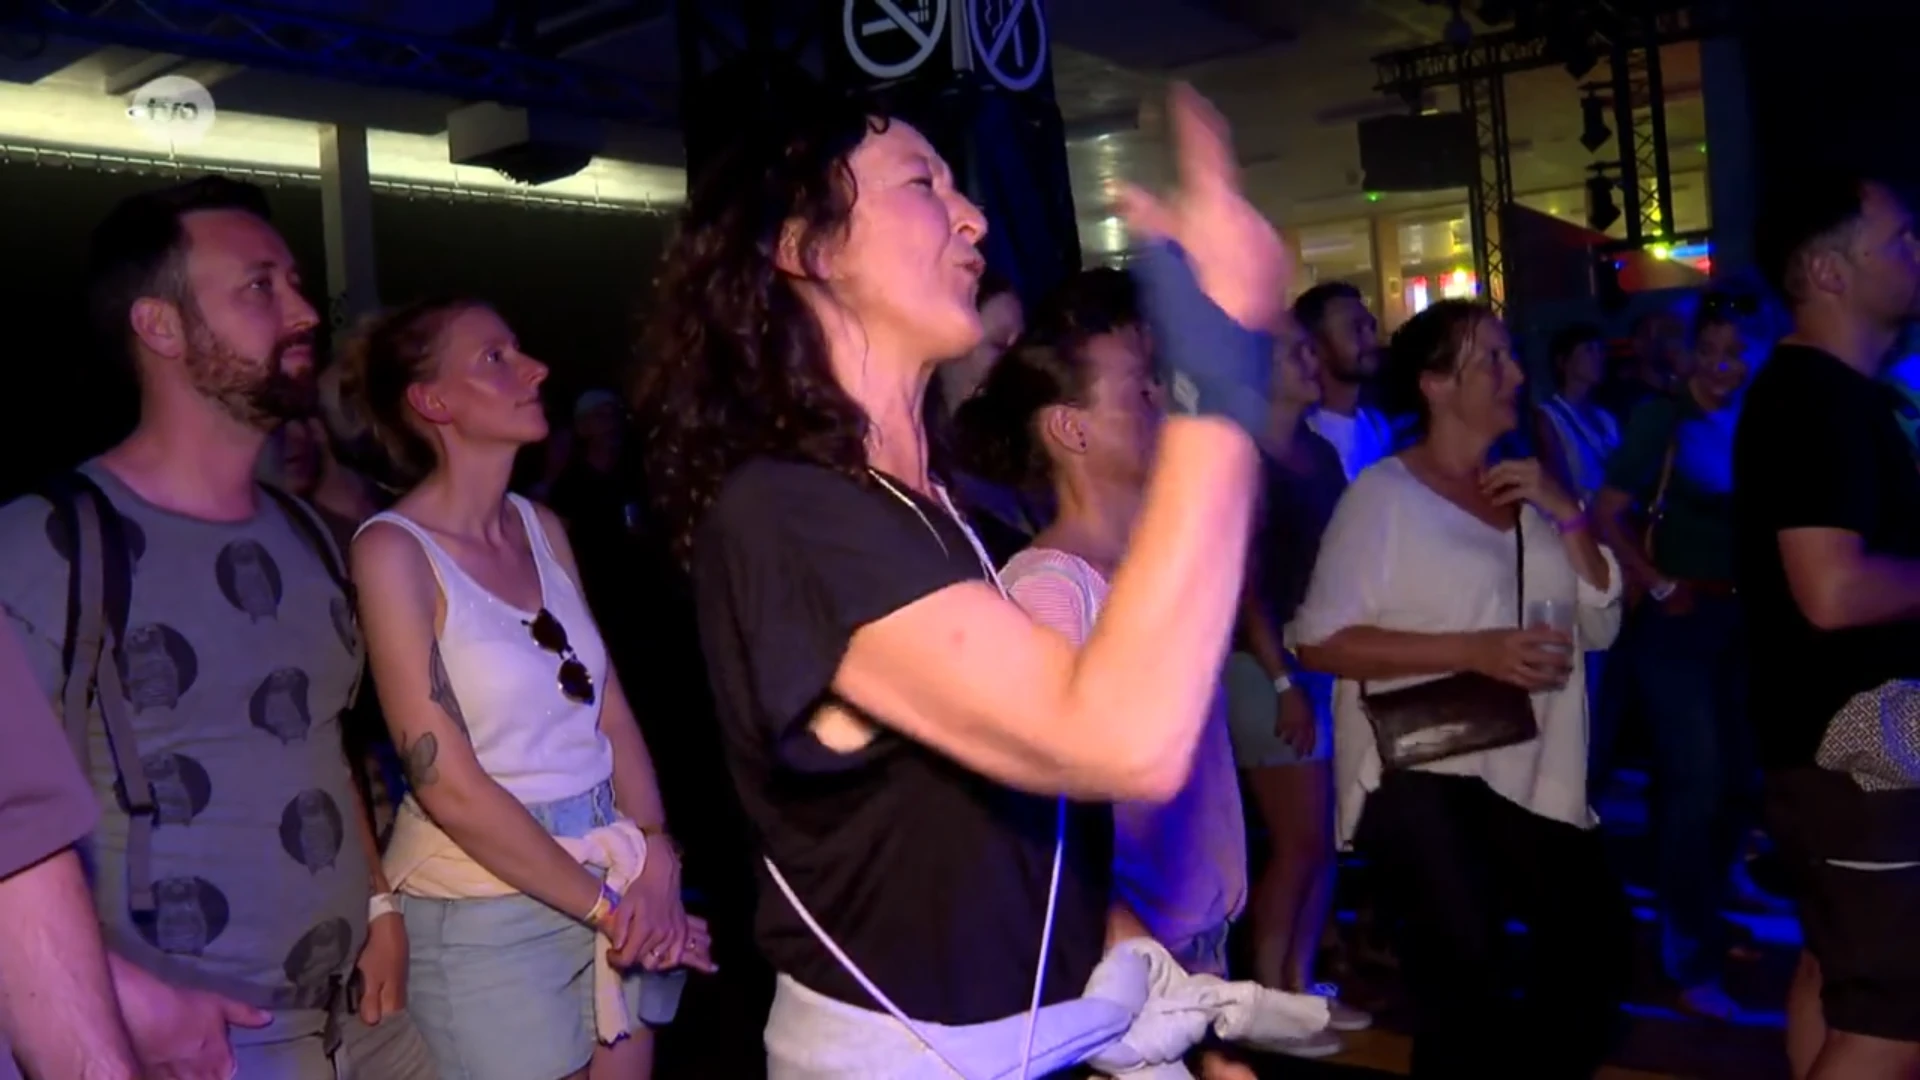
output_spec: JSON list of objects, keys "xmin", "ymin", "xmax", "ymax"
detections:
[{"xmin": 5, "ymin": 80, "xmax": 1920, "ymax": 1080}]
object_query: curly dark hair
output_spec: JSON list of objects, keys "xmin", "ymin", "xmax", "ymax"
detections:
[
  {"xmin": 1379, "ymin": 298, "xmax": 1495, "ymax": 435},
  {"xmin": 633, "ymin": 97, "xmax": 897, "ymax": 565}
]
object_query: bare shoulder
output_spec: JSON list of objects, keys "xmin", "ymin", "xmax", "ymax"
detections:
[
  {"xmin": 528, "ymin": 500, "xmax": 572, "ymax": 551},
  {"xmin": 524, "ymin": 498, "xmax": 585, "ymax": 578},
  {"xmin": 350, "ymin": 517, "xmax": 425, "ymax": 567},
  {"xmin": 349, "ymin": 519, "xmax": 438, "ymax": 609}
]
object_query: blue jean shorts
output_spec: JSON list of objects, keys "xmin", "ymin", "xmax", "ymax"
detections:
[
  {"xmin": 402, "ymin": 781, "xmax": 687, "ymax": 1080},
  {"xmin": 1225, "ymin": 652, "xmax": 1334, "ymax": 769}
]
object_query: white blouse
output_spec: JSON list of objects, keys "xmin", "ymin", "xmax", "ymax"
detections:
[{"xmin": 1290, "ymin": 457, "xmax": 1624, "ymax": 847}]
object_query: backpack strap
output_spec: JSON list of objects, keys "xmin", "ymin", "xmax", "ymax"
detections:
[
  {"xmin": 258, "ymin": 485, "xmax": 354, "ymax": 608},
  {"xmin": 258, "ymin": 485, "xmax": 369, "ymax": 713},
  {"xmin": 38, "ymin": 476, "xmax": 338, "ymax": 1015},
  {"xmin": 37, "ymin": 472, "xmax": 157, "ymax": 914}
]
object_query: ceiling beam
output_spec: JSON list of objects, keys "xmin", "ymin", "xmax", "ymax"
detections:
[
  {"xmin": 102, "ymin": 51, "xmax": 192, "ymax": 96},
  {"xmin": 535, "ymin": 2, "xmax": 671, "ymax": 58},
  {"xmin": 3, "ymin": 0, "xmax": 672, "ymax": 122}
]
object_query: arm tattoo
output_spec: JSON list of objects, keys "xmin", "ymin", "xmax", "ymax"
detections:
[
  {"xmin": 427, "ymin": 641, "xmax": 468, "ymax": 735},
  {"xmin": 404, "ymin": 732, "xmax": 440, "ymax": 789}
]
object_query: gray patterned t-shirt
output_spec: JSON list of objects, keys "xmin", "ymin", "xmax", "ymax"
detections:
[{"xmin": 0, "ymin": 460, "xmax": 368, "ymax": 1037}]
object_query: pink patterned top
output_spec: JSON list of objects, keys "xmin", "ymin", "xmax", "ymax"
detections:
[{"xmin": 1001, "ymin": 546, "xmax": 1248, "ymax": 975}]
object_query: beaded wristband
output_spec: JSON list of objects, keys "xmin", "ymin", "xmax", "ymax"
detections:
[{"xmin": 584, "ymin": 881, "xmax": 621, "ymax": 928}]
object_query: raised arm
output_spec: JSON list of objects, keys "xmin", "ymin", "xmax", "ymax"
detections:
[
  {"xmin": 854, "ymin": 87, "xmax": 1276, "ymax": 802},
  {"xmin": 350, "ymin": 523, "xmax": 604, "ymax": 922},
  {"xmin": 848, "ymin": 421, "xmax": 1255, "ymax": 800}
]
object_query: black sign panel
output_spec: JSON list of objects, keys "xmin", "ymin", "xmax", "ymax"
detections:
[{"xmin": 831, "ymin": 0, "xmax": 951, "ymax": 86}]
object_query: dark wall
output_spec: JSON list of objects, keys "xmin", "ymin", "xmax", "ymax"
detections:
[
  {"xmin": 370, "ymin": 194, "xmax": 673, "ymax": 396},
  {"xmin": 1744, "ymin": 3, "xmax": 1920, "ymax": 200},
  {"xmin": 0, "ymin": 161, "xmax": 672, "ymax": 495}
]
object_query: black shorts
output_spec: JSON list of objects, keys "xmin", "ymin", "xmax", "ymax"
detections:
[{"xmin": 1768, "ymin": 773, "xmax": 1920, "ymax": 1042}]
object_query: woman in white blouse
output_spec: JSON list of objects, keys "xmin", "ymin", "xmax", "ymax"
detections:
[{"xmin": 1293, "ymin": 299, "xmax": 1631, "ymax": 1079}]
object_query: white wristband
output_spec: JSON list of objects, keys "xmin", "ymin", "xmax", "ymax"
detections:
[
  {"xmin": 369, "ymin": 892, "xmax": 400, "ymax": 922},
  {"xmin": 1272, "ymin": 672, "xmax": 1293, "ymax": 695}
]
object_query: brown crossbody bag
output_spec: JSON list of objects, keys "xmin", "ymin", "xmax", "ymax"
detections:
[{"xmin": 1360, "ymin": 508, "xmax": 1539, "ymax": 770}]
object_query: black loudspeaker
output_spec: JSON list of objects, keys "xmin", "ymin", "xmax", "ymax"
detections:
[{"xmin": 1358, "ymin": 112, "xmax": 1478, "ymax": 192}]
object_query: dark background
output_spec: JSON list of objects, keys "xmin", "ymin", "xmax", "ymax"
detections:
[{"xmin": 0, "ymin": 160, "xmax": 674, "ymax": 496}]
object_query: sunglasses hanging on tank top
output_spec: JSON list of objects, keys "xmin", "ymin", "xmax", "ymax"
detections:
[{"xmin": 524, "ymin": 607, "xmax": 596, "ymax": 705}]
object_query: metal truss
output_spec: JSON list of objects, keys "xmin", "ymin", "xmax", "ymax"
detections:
[
  {"xmin": 1373, "ymin": 30, "xmax": 1555, "ymax": 96},
  {"xmin": 4, "ymin": 0, "xmax": 672, "ymax": 122},
  {"xmin": 1458, "ymin": 71, "xmax": 1514, "ymax": 315},
  {"xmin": 1372, "ymin": 1, "xmax": 1737, "ymax": 313},
  {"xmin": 1609, "ymin": 34, "xmax": 1674, "ymax": 244},
  {"xmin": 1373, "ymin": 1, "xmax": 1729, "ymax": 96}
]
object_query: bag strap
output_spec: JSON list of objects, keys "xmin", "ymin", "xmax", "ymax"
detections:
[
  {"xmin": 38, "ymin": 475, "xmax": 335, "ymax": 1013},
  {"xmin": 40, "ymin": 473, "xmax": 120, "ymax": 764},
  {"xmin": 1514, "ymin": 504, "xmax": 1526, "ymax": 625},
  {"xmin": 38, "ymin": 473, "xmax": 159, "ymax": 915},
  {"xmin": 259, "ymin": 485, "xmax": 369, "ymax": 718},
  {"xmin": 1642, "ymin": 430, "xmax": 1680, "ymax": 556},
  {"xmin": 259, "ymin": 484, "xmax": 354, "ymax": 608}
]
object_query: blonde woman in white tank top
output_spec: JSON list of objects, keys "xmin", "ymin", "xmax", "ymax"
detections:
[{"xmin": 342, "ymin": 300, "xmax": 711, "ymax": 1080}]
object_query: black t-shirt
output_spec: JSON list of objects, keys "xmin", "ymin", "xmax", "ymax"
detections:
[
  {"xmin": 1250, "ymin": 433, "xmax": 1346, "ymax": 633},
  {"xmin": 1735, "ymin": 344, "xmax": 1920, "ymax": 772},
  {"xmin": 690, "ymin": 458, "xmax": 1113, "ymax": 1026}
]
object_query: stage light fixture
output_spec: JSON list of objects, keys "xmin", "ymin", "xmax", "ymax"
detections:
[
  {"xmin": 1579, "ymin": 92, "xmax": 1612, "ymax": 152},
  {"xmin": 1586, "ymin": 166, "xmax": 1621, "ymax": 232}
]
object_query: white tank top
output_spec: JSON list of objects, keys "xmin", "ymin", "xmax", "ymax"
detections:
[{"xmin": 359, "ymin": 494, "xmax": 613, "ymax": 805}]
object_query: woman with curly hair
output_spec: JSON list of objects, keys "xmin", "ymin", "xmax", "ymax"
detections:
[{"xmin": 633, "ymin": 85, "xmax": 1285, "ymax": 1076}]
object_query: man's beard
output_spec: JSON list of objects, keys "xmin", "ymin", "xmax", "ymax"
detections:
[
  {"xmin": 184, "ymin": 319, "xmax": 318, "ymax": 431},
  {"xmin": 1327, "ymin": 355, "xmax": 1375, "ymax": 385}
]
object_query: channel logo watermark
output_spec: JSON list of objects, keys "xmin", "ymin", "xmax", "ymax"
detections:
[{"xmin": 125, "ymin": 75, "xmax": 216, "ymax": 147}]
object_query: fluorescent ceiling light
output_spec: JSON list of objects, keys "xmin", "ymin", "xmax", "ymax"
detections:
[{"xmin": 0, "ymin": 76, "xmax": 685, "ymax": 209}]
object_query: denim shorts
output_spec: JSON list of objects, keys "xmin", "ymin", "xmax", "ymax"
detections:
[
  {"xmin": 402, "ymin": 781, "xmax": 687, "ymax": 1080},
  {"xmin": 1225, "ymin": 653, "xmax": 1334, "ymax": 768}
]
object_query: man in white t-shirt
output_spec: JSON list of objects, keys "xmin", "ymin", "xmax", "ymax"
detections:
[{"xmin": 1295, "ymin": 284, "xmax": 1392, "ymax": 480}]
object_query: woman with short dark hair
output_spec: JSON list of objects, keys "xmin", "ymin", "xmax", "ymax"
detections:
[{"xmin": 1295, "ymin": 300, "xmax": 1630, "ymax": 1078}]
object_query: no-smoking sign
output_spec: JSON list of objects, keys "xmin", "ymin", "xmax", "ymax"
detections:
[
  {"xmin": 969, "ymin": 0, "xmax": 1048, "ymax": 92},
  {"xmin": 842, "ymin": 0, "xmax": 949, "ymax": 80}
]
